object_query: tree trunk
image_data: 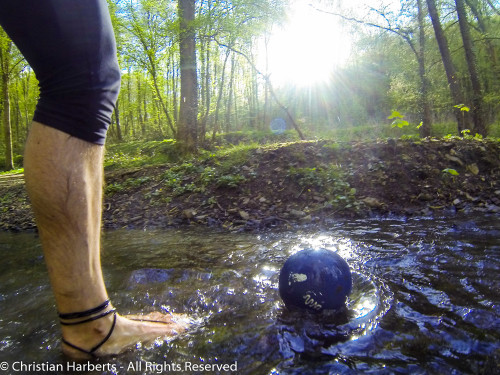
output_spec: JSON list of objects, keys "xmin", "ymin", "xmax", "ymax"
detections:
[
  {"xmin": 215, "ymin": 41, "xmax": 305, "ymax": 140},
  {"xmin": 1, "ymin": 37, "xmax": 14, "ymax": 170},
  {"xmin": 143, "ymin": 78, "xmax": 149, "ymax": 137},
  {"xmin": 151, "ymin": 68, "xmax": 176, "ymax": 136},
  {"xmin": 173, "ymin": 65, "xmax": 179, "ymax": 124},
  {"xmin": 14, "ymin": 92, "xmax": 20, "ymax": 143},
  {"xmin": 177, "ymin": 0, "xmax": 198, "ymax": 154},
  {"xmin": 127, "ymin": 67, "xmax": 135, "ymax": 138},
  {"xmin": 199, "ymin": 38, "xmax": 211, "ymax": 145},
  {"xmin": 114, "ymin": 99, "xmax": 123, "ymax": 141},
  {"xmin": 212, "ymin": 48, "xmax": 231, "ymax": 141},
  {"xmin": 153, "ymin": 99, "xmax": 165, "ymax": 138},
  {"xmin": 23, "ymin": 70, "xmax": 32, "ymax": 135},
  {"xmin": 417, "ymin": 0, "xmax": 432, "ymax": 137},
  {"xmin": 137, "ymin": 76, "xmax": 146, "ymax": 137},
  {"xmin": 225, "ymin": 54, "xmax": 236, "ymax": 133},
  {"xmin": 465, "ymin": 0, "xmax": 499, "ymax": 93},
  {"xmin": 2, "ymin": 72, "xmax": 14, "ymax": 170},
  {"xmin": 263, "ymin": 33, "xmax": 271, "ymax": 132},
  {"xmin": 455, "ymin": 0, "xmax": 486, "ymax": 135},
  {"xmin": 426, "ymin": 0, "xmax": 469, "ymax": 134}
]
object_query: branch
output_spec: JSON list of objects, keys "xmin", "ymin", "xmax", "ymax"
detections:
[
  {"xmin": 486, "ymin": 0, "xmax": 500, "ymax": 16},
  {"xmin": 310, "ymin": 5, "xmax": 418, "ymax": 58},
  {"xmin": 213, "ymin": 38, "xmax": 305, "ymax": 140},
  {"xmin": 9, "ymin": 58, "xmax": 27, "ymax": 75}
]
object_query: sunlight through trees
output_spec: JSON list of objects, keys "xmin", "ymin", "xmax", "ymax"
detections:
[{"xmin": 1, "ymin": 0, "xmax": 500, "ymax": 169}]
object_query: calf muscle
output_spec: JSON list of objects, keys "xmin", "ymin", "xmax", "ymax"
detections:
[{"xmin": 24, "ymin": 122, "xmax": 108, "ymax": 312}]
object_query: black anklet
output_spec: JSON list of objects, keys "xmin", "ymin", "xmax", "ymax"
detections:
[
  {"xmin": 58, "ymin": 299, "xmax": 110, "ymax": 320},
  {"xmin": 58, "ymin": 300, "xmax": 117, "ymax": 357},
  {"xmin": 59, "ymin": 308, "xmax": 116, "ymax": 326}
]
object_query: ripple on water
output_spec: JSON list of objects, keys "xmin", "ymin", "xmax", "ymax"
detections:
[
  {"xmin": 1, "ymin": 215, "xmax": 499, "ymax": 374},
  {"xmin": 276, "ymin": 270, "xmax": 393, "ymax": 359}
]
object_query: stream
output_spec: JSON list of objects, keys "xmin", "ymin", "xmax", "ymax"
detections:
[{"xmin": 0, "ymin": 213, "xmax": 499, "ymax": 374}]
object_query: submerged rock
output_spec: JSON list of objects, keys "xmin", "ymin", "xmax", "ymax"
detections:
[{"xmin": 128, "ymin": 268, "xmax": 175, "ymax": 285}]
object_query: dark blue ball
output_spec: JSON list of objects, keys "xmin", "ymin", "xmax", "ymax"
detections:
[{"xmin": 279, "ymin": 248, "xmax": 352, "ymax": 312}]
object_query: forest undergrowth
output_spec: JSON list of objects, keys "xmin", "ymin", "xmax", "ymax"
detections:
[{"xmin": 1, "ymin": 130, "xmax": 500, "ymax": 231}]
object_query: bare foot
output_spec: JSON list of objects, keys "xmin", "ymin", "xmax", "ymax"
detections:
[{"xmin": 61, "ymin": 311, "xmax": 189, "ymax": 359}]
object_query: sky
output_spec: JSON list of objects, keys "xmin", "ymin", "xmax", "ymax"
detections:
[
  {"xmin": 260, "ymin": 1, "xmax": 352, "ymax": 87},
  {"xmin": 258, "ymin": 0, "xmax": 399, "ymax": 87}
]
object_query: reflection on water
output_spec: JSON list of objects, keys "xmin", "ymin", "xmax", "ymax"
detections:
[{"xmin": 0, "ymin": 214, "xmax": 499, "ymax": 374}]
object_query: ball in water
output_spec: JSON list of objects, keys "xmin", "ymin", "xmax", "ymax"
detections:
[{"xmin": 279, "ymin": 248, "xmax": 352, "ymax": 312}]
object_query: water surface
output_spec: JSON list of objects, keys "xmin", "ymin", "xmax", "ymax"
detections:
[{"xmin": 0, "ymin": 214, "xmax": 499, "ymax": 374}]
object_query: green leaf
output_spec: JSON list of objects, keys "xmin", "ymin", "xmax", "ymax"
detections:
[
  {"xmin": 454, "ymin": 104, "xmax": 470, "ymax": 112},
  {"xmin": 398, "ymin": 120, "xmax": 409, "ymax": 128},
  {"xmin": 442, "ymin": 168, "xmax": 459, "ymax": 176},
  {"xmin": 387, "ymin": 110, "xmax": 404, "ymax": 120},
  {"xmin": 391, "ymin": 119, "xmax": 409, "ymax": 128},
  {"xmin": 417, "ymin": 121, "xmax": 423, "ymax": 129}
]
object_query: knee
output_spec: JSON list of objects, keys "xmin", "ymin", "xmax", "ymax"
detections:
[
  {"xmin": 34, "ymin": 62, "xmax": 122, "ymax": 145},
  {"xmin": 85, "ymin": 61, "xmax": 122, "ymax": 120}
]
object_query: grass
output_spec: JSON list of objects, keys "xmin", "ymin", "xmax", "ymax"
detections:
[
  {"xmin": 317, "ymin": 121, "xmax": 500, "ymax": 141},
  {"xmin": 104, "ymin": 139, "xmax": 178, "ymax": 170},
  {"xmin": 0, "ymin": 168, "xmax": 24, "ymax": 175},
  {"xmin": 202, "ymin": 142, "xmax": 260, "ymax": 174},
  {"xmin": 1, "ymin": 121, "xmax": 499, "ymax": 175}
]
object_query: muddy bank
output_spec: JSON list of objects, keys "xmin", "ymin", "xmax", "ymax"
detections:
[{"xmin": 1, "ymin": 138, "xmax": 500, "ymax": 231}]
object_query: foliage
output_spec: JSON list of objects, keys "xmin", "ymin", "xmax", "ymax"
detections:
[
  {"xmin": 1, "ymin": 0, "xmax": 500, "ymax": 161},
  {"xmin": 443, "ymin": 128, "xmax": 485, "ymax": 141},
  {"xmin": 104, "ymin": 139, "xmax": 178, "ymax": 169},
  {"xmin": 214, "ymin": 173, "xmax": 247, "ymax": 188},
  {"xmin": 388, "ymin": 110, "xmax": 410, "ymax": 128},
  {"xmin": 454, "ymin": 104, "xmax": 470, "ymax": 112},
  {"xmin": 147, "ymin": 143, "xmax": 257, "ymax": 198},
  {"xmin": 442, "ymin": 168, "xmax": 459, "ymax": 176},
  {"xmin": 105, "ymin": 176, "xmax": 151, "ymax": 195},
  {"xmin": 0, "ymin": 168, "xmax": 23, "ymax": 176},
  {"xmin": 205, "ymin": 142, "xmax": 259, "ymax": 174}
]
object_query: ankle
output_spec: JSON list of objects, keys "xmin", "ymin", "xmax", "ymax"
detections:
[
  {"xmin": 59, "ymin": 300, "xmax": 115, "ymax": 326},
  {"xmin": 58, "ymin": 300, "xmax": 117, "ymax": 357},
  {"xmin": 61, "ymin": 309, "xmax": 116, "ymax": 339}
]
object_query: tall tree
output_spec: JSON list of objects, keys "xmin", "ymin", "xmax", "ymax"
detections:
[
  {"xmin": 0, "ymin": 30, "xmax": 21, "ymax": 170},
  {"xmin": 177, "ymin": 0, "xmax": 198, "ymax": 153},
  {"xmin": 113, "ymin": 99, "xmax": 123, "ymax": 141},
  {"xmin": 465, "ymin": 0, "xmax": 499, "ymax": 91},
  {"xmin": 225, "ymin": 53, "xmax": 236, "ymax": 133},
  {"xmin": 0, "ymin": 41, "xmax": 13, "ymax": 170},
  {"xmin": 417, "ymin": 0, "xmax": 432, "ymax": 137},
  {"xmin": 456, "ymin": 0, "xmax": 486, "ymax": 135},
  {"xmin": 212, "ymin": 47, "xmax": 231, "ymax": 141},
  {"xmin": 121, "ymin": 0, "xmax": 177, "ymax": 136},
  {"xmin": 426, "ymin": 0, "xmax": 470, "ymax": 133},
  {"xmin": 313, "ymin": 0, "xmax": 434, "ymax": 135}
]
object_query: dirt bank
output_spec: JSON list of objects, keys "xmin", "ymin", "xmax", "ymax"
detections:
[{"xmin": 1, "ymin": 138, "xmax": 500, "ymax": 231}]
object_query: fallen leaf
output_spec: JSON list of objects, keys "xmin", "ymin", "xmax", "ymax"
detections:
[
  {"xmin": 466, "ymin": 164, "xmax": 479, "ymax": 175},
  {"xmin": 445, "ymin": 154, "xmax": 464, "ymax": 166}
]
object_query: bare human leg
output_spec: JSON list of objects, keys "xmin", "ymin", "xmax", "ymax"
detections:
[{"xmin": 24, "ymin": 122, "xmax": 187, "ymax": 359}]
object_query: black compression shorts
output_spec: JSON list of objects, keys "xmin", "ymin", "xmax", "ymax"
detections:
[{"xmin": 0, "ymin": 0, "xmax": 121, "ymax": 145}]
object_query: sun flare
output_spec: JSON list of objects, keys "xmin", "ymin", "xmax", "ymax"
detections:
[{"xmin": 261, "ymin": 2, "xmax": 352, "ymax": 87}]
